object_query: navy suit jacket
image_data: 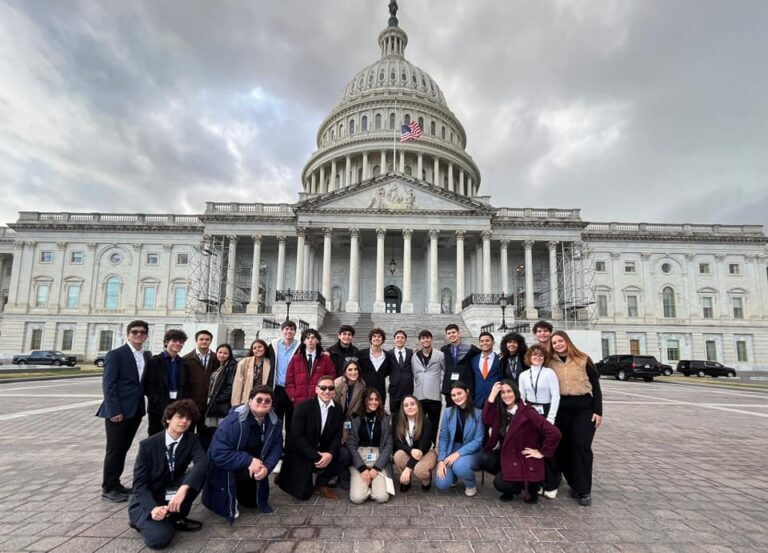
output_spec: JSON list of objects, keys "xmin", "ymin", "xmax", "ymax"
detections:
[
  {"xmin": 96, "ymin": 343, "xmax": 151, "ymax": 419},
  {"xmin": 468, "ymin": 352, "xmax": 502, "ymax": 405}
]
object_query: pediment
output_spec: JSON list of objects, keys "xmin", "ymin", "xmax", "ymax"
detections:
[{"xmin": 297, "ymin": 174, "xmax": 493, "ymax": 215}]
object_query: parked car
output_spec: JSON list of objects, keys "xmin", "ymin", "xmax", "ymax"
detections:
[
  {"xmin": 594, "ymin": 354, "xmax": 663, "ymax": 382},
  {"xmin": 94, "ymin": 355, "xmax": 106, "ymax": 368},
  {"xmin": 659, "ymin": 363, "xmax": 674, "ymax": 376},
  {"xmin": 12, "ymin": 350, "xmax": 77, "ymax": 366},
  {"xmin": 676, "ymin": 360, "xmax": 737, "ymax": 378}
]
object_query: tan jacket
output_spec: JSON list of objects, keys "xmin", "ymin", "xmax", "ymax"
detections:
[
  {"xmin": 231, "ymin": 357, "xmax": 272, "ymax": 405},
  {"xmin": 549, "ymin": 355, "xmax": 592, "ymax": 397}
]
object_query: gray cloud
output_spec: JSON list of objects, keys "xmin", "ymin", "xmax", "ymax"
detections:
[{"xmin": 0, "ymin": 0, "xmax": 766, "ymax": 231}]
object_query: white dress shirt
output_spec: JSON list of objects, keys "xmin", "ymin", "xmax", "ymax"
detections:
[
  {"xmin": 129, "ymin": 343, "xmax": 146, "ymax": 381},
  {"xmin": 318, "ymin": 398, "xmax": 336, "ymax": 434}
]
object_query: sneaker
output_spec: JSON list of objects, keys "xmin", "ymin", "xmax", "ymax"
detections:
[
  {"xmin": 273, "ymin": 460, "xmax": 282, "ymax": 474},
  {"xmin": 537, "ymin": 486, "xmax": 544, "ymax": 496},
  {"xmin": 543, "ymin": 489, "xmax": 558, "ymax": 499},
  {"xmin": 101, "ymin": 489, "xmax": 128, "ymax": 503},
  {"xmin": 464, "ymin": 486, "xmax": 477, "ymax": 497},
  {"xmin": 234, "ymin": 503, "xmax": 240, "ymax": 519}
]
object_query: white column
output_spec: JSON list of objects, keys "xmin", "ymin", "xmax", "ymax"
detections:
[
  {"xmin": 344, "ymin": 155, "xmax": 351, "ymax": 187},
  {"xmin": 401, "ymin": 228, "xmax": 413, "ymax": 313},
  {"xmin": 475, "ymin": 243, "xmax": 483, "ymax": 291},
  {"xmin": 548, "ymin": 241, "xmax": 562, "ymax": 319},
  {"xmin": 225, "ymin": 235, "xmax": 238, "ymax": 313},
  {"xmin": 275, "ymin": 234, "xmax": 286, "ymax": 293},
  {"xmin": 428, "ymin": 229, "xmax": 441, "ymax": 313},
  {"xmin": 319, "ymin": 165, "xmax": 326, "ymax": 193},
  {"xmin": 362, "ymin": 151, "xmax": 369, "ymax": 181},
  {"xmin": 468, "ymin": 177, "xmax": 473, "ymax": 196},
  {"xmin": 433, "ymin": 157, "xmax": 439, "ymax": 186},
  {"xmin": 373, "ymin": 228, "xmax": 386, "ymax": 313},
  {"xmin": 330, "ymin": 160, "xmax": 337, "ymax": 191},
  {"xmin": 448, "ymin": 162, "xmax": 454, "ymax": 192},
  {"xmin": 246, "ymin": 235, "xmax": 262, "ymax": 314},
  {"xmin": 399, "ymin": 151, "xmax": 405, "ymax": 172},
  {"xmin": 417, "ymin": 153, "xmax": 423, "ymax": 181},
  {"xmin": 322, "ymin": 228, "xmax": 332, "ymax": 309},
  {"xmin": 455, "ymin": 230, "xmax": 465, "ymax": 313},
  {"xmin": 500, "ymin": 240, "xmax": 509, "ymax": 295},
  {"xmin": 459, "ymin": 170, "xmax": 465, "ymax": 196},
  {"xmin": 346, "ymin": 228, "xmax": 360, "ymax": 313},
  {"xmin": 482, "ymin": 230, "xmax": 492, "ymax": 294},
  {"xmin": 524, "ymin": 240, "xmax": 538, "ymax": 319},
  {"xmin": 380, "ymin": 150, "xmax": 386, "ymax": 174},
  {"xmin": 294, "ymin": 229, "xmax": 305, "ymax": 290},
  {"xmin": 641, "ymin": 252, "xmax": 653, "ymax": 322},
  {"xmin": 7, "ymin": 241, "xmax": 24, "ymax": 308},
  {"xmin": 303, "ymin": 242, "xmax": 311, "ymax": 290}
]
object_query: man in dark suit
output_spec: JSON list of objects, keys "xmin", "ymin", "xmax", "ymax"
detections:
[
  {"xmin": 129, "ymin": 399, "xmax": 208, "ymax": 549},
  {"xmin": 440, "ymin": 323, "xmax": 480, "ymax": 407},
  {"xmin": 278, "ymin": 374, "xmax": 344, "ymax": 500},
  {"xmin": 468, "ymin": 332, "xmax": 502, "ymax": 406},
  {"xmin": 326, "ymin": 325, "xmax": 359, "ymax": 377},
  {"xmin": 357, "ymin": 327, "xmax": 391, "ymax": 403},
  {"xmin": 182, "ymin": 330, "xmax": 219, "ymax": 436},
  {"xmin": 96, "ymin": 319, "xmax": 152, "ymax": 503},
  {"xmin": 386, "ymin": 329, "xmax": 413, "ymax": 416},
  {"xmin": 145, "ymin": 329, "xmax": 189, "ymax": 436}
]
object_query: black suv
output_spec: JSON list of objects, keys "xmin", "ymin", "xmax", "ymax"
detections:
[
  {"xmin": 595, "ymin": 355, "xmax": 662, "ymax": 382},
  {"xmin": 12, "ymin": 350, "xmax": 77, "ymax": 366},
  {"xmin": 676, "ymin": 360, "xmax": 737, "ymax": 378}
]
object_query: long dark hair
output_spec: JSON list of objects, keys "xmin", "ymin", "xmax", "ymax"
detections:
[
  {"xmin": 500, "ymin": 332, "xmax": 528, "ymax": 363},
  {"xmin": 356, "ymin": 387, "xmax": 386, "ymax": 419},
  {"xmin": 215, "ymin": 343, "xmax": 235, "ymax": 366},
  {"xmin": 248, "ymin": 339, "xmax": 268, "ymax": 358},
  {"xmin": 495, "ymin": 379, "xmax": 520, "ymax": 439},
  {"xmin": 450, "ymin": 381, "xmax": 476, "ymax": 422}
]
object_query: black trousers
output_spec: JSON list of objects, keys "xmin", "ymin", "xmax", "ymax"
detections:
[
  {"xmin": 337, "ymin": 445, "xmax": 353, "ymax": 490},
  {"xmin": 314, "ymin": 451, "xmax": 344, "ymax": 487},
  {"xmin": 102, "ymin": 413, "xmax": 143, "ymax": 492},
  {"xmin": 493, "ymin": 473, "xmax": 540, "ymax": 498},
  {"xmin": 480, "ymin": 449, "xmax": 501, "ymax": 475},
  {"xmin": 554, "ymin": 396, "xmax": 596, "ymax": 495},
  {"xmin": 147, "ymin": 413, "xmax": 164, "ymax": 437},
  {"xmin": 273, "ymin": 386, "xmax": 293, "ymax": 435},
  {"xmin": 134, "ymin": 487, "xmax": 198, "ymax": 549},
  {"xmin": 389, "ymin": 399, "xmax": 402, "ymax": 419},
  {"xmin": 420, "ymin": 399, "xmax": 442, "ymax": 445}
]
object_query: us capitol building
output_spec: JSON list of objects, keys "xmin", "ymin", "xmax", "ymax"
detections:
[{"xmin": 0, "ymin": 4, "xmax": 766, "ymax": 367}]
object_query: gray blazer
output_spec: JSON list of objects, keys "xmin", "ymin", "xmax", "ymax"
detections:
[
  {"xmin": 411, "ymin": 349, "xmax": 445, "ymax": 402},
  {"xmin": 346, "ymin": 414, "xmax": 393, "ymax": 478}
]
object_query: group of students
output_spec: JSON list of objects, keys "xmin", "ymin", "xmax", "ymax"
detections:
[{"xmin": 97, "ymin": 318, "xmax": 602, "ymax": 549}]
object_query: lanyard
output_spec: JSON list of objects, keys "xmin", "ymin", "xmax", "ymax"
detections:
[
  {"xmin": 365, "ymin": 416, "xmax": 376, "ymax": 441},
  {"xmin": 509, "ymin": 357, "xmax": 519, "ymax": 379},
  {"xmin": 530, "ymin": 367, "xmax": 543, "ymax": 401},
  {"xmin": 166, "ymin": 444, "xmax": 176, "ymax": 477}
]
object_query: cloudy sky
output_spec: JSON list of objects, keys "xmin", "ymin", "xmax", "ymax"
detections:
[{"xmin": 1, "ymin": 0, "xmax": 766, "ymax": 229}]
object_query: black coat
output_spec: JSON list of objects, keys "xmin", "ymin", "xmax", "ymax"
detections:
[
  {"xmin": 440, "ymin": 343, "xmax": 480, "ymax": 395},
  {"xmin": 386, "ymin": 347, "xmax": 414, "ymax": 403},
  {"xmin": 357, "ymin": 348, "xmax": 392, "ymax": 401},
  {"xmin": 326, "ymin": 342, "xmax": 360, "ymax": 377},
  {"xmin": 205, "ymin": 359, "xmax": 237, "ymax": 419},
  {"xmin": 128, "ymin": 431, "xmax": 208, "ymax": 525},
  {"xmin": 144, "ymin": 353, "xmax": 188, "ymax": 421},
  {"xmin": 278, "ymin": 398, "xmax": 343, "ymax": 500},
  {"xmin": 392, "ymin": 413, "xmax": 434, "ymax": 470}
]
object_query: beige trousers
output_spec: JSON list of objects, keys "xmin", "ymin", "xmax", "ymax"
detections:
[
  {"xmin": 349, "ymin": 468, "xmax": 389, "ymax": 504},
  {"xmin": 393, "ymin": 449, "xmax": 437, "ymax": 484}
]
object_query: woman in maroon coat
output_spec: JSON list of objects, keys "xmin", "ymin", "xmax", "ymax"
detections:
[
  {"xmin": 285, "ymin": 329, "xmax": 336, "ymax": 406},
  {"xmin": 482, "ymin": 379, "xmax": 560, "ymax": 503}
]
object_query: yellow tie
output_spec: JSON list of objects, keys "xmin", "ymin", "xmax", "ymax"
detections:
[{"xmin": 482, "ymin": 355, "xmax": 489, "ymax": 379}]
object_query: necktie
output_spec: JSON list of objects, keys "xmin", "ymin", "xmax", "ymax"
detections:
[
  {"xmin": 307, "ymin": 355, "xmax": 313, "ymax": 371},
  {"xmin": 452, "ymin": 347, "xmax": 458, "ymax": 364},
  {"xmin": 398, "ymin": 351, "xmax": 404, "ymax": 367},
  {"xmin": 482, "ymin": 355, "xmax": 489, "ymax": 379},
  {"xmin": 166, "ymin": 442, "xmax": 177, "ymax": 474}
]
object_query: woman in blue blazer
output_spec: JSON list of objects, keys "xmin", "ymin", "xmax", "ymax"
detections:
[{"xmin": 435, "ymin": 381, "xmax": 485, "ymax": 496}]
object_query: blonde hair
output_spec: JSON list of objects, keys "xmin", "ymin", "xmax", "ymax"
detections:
[
  {"xmin": 394, "ymin": 395, "xmax": 424, "ymax": 444},
  {"xmin": 547, "ymin": 330, "xmax": 589, "ymax": 364}
]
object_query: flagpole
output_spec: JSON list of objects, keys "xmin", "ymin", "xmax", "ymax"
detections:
[{"xmin": 393, "ymin": 100, "xmax": 397, "ymax": 174}]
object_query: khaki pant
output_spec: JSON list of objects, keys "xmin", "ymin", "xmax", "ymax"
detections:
[
  {"xmin": 349, "ymin": 467, "xmax": 389, "ymax": 504},
  {"xmin": 393, "ymin": 449, "xmax": 437, "ymax": 485}
]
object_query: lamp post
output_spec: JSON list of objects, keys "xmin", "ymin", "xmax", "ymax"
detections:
[
  {"xmin": 283, "ymin": 288, "xmax": 294, "ymax": 322},
  {"xmin": 499, "ymin": 295, "xmax": 509, "ymax": 331}
]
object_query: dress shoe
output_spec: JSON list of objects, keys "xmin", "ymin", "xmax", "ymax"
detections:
[
  {"xmin": 524, "ymin": 494, "xmax": 538, "ymax": 504},
  {"xmin": 316, "ymin": 485, "xmax": 341, "ymax": 500},
  {"xmin": 173, "ymin": 518, "xmax": 203, "ymax": 532},
  {"xmin": 399, "ymin": 482, "xmax": 411, "ymax": 492},
  {"xmin": 117, "ymin": 484, "xmax": 133, "ymax": 494},
  {"xmin": 578, "ymin": 493, "xmax": 592, "ymax": 507},
  {"xmin": 101, "ymin": 489, "xmax": 128, "ymax": 503},
  {"xmin": 420, "ymin": 481, "xmax": 432, "ymax": 492},
  {"xmin": 499, "ymin": 493, "xmax": 514, "ymax": 502}
]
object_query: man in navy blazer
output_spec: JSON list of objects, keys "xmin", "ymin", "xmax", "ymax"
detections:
[
  {"xmin": 468, "ymin": 332, "xmax": 502, "ymax": 406},
  {"xmin": 96, "ymin": 320, "xmax": 152, "ymax": 502}
]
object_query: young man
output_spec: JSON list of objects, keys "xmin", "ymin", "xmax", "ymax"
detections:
[
  {"xmin": 267, "ymin": 320, "xmax": 300, "ymax": 432},
  {"xmin": 533, "ymin": 320, "xmax": 554, "ymax": 352},
  {"xmin": 358, "ymin": 328, "xmax": 392, "ymax": 403},
  {"xmin": 129, "ymin": 399, "xmax": 208, "ymax": 549},
  {"xmin": 278, "ymin": 375, "xmax": 344, "ymax": 500},
  {"xmin": 182, "ymin": 330, "xmax": 220, "ymax": 435},
  {"xmin": 145, "ymin": 329, "xmax": 189, "ymax": 436},
  {"xmin": 386, "ymin": 329, "xmax": 413, "ymax": 416},
  {"xmin": 203, "ymin": 386, "xmax": 284, "ymax": 520},
  {"xmin": 327, "ymin": 325, "xmax": 359, "ymax": 377},
  {"xmin": 468, "ymin": 332, "xmax": 502, "ymax": 406},
  {"xmin": 285, "ymin": 328, "xmax": 336, "ymax": 406},
  {"xmin": 411, "ymin": 329, "xmax": 445, "ymax": 444},
  {"xmin": 97, "ymin": 320, "xmax": 152, "ymax": 502},
  {"xmin": 440, "ymin": 324, "xmax": 480, "ymax": 407}
]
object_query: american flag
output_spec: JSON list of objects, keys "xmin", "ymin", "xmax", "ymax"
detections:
[{"xmin": 400, "ymin": 121, "xmax": 422, "ymax": 142}]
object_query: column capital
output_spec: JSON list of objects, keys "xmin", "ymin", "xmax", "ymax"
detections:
[
  {"xmin": 640, "ymin": 253, "xmax": 651, "ymax": 261},
  {"xmin": 481, "ymin": 230, "xmax": 493, "ymax": 240},
  {"xmin": 610, "ymin": 251, "xmax": 621, "ymax": 260},
  {"xmin": 523, "ymin": 240, "xmax": 534, "ymax": 250},
  {"xmin": 277, "ymin": 233, "xmax": 287, "ymax": 243},
  {"xmin": 323, "ymin": 227, "xmax": 333, "ymax": 238},
  {"xmin": 455, "ymin": 230, "xmax": 465, "ymax": 240},
  {"xmin": 131, "ymin": 244, "xmax": 142, "ymax": 252},
  {"xmin": 297, "ymin": 227, "xmax": 307, "ymax": 238},
  {"xmin": 500, "ymin": 239, "xmax": 509, "ymax": 248},
  {"xmin": 24, "ymin": 240, "xmax": 37, "ymax": 247},
  {"xmin": 714, "ymin": 254, "xmax": 726, "ymax": 262},
  {"xmin": 429, "ymin": 229, "xmax": 439, "ymax": 239},
  {"xmin": 349, "ymin": 227, "xmax": 359, "ymax": 238},
  {"xmin": 685, "ymin": 253, "xmax": 696, "ymax": 261},
  {"xmin": 226, "ymin": 234, "xmax": 238, "ymax": 242},
  {"xmin": 744, "ymin": 254, "xmax": 756, "ymax": 262},
  {"xmin": 547, "ymin": 240, "xmax": 559, "ymax": 250},
  {"xmin": 163, "ymin": 243, "xmax": 173, "ymax": 251},
  {"xmin": 251, "ymin": 234, "xmax": 262, "ymax": 243},
  {"xmin": 376, "ymin": 227, "xmax": 386, "ymax": 239},
  {"xmin": 56, "ymin": 241, "xmax": 68, "ymax": 250},
  {"xmin": 402, "ymin": 228, "xmax": 413, "ymax": 239},
  {"xmin": 87, "ymin": 242, "xmax": 98, "ymax": 250}
]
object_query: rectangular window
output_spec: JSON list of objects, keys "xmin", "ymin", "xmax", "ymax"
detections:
[
  {"xmin": 35, "ymin": 284, "xmax": 49, "ymax": 307},
  {"xmin": 70, "ymin": 251, "xmax": 84, "ymax": 264},
  {"xmin": 61, "ymin": 329, "xmax": 74, "ymax": 351},
  {"xmin": 30, "ymin": 328, "xmax": 43, "ymax": 350},
  {"xmin": 143, "ymin": 286, "xmax": 156, "ymax": 309},
  {"xmin": 594, "ymin": 261, "xmax": 606, "ymax": 272},
  {"xmin": 173, "ymin": 286, "xmax": 187, "ymax": 310},
  {"xmin": 624, "ymin": 262, "xmax": 636, "ymax": 273},
  {"xmin": 699, "ymin": 263, "xmax": 710, "ymax": 274},
  {"xmin": 98, "ymin": 330, "xmax": 114, "ymax": 352},
  {"xmin": 627, "ymin": 295, "xmax": 639, "ymax": 318},
  {"xmin": 176, "ymin": 253, "xmax": 189, "ymax": 265},
  {"xmin": 40, "ymin": 251, "xmax": 53, "ymax": 263},
  {"xmin": 728, "ymin": 263, "xmax": 740, "ymax": 275},
  {"xmin": 597, "ymin": 294, "xmax": 608, "ymax": 317},
  {"xmin": 705, "ymin": 340, "xmax": 717, "ymax": 361},
  {"xmin": 666, "ymin": 340, "xmax": 680, "ymax": 361},
  {"xmin": 66, "ymin": 285, "xmax": 80, "ymax": 309},
  {"xmin": 702, "ymin": 297, "xmax": 713, "ymax": 319},
  {"xmin": 146, "ymin": 253, "xmax": 159, "ymax": 265},
  {"xmin": 732, "ymin": 297, "xmax": 744, "ymax": 319},
  {"xmin": 601, "ymin": 338, "xmax": 610, "ymax": 359},
  {"xmin": 629, "ymin": 339, "xmax": 641, "ymax": 355},
  {"xmin": 736, "ymin": 340, "xmax": 748, "ymax": 362}
]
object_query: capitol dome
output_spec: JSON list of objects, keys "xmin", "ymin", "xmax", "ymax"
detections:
[{"xmin": 301, "ymin": 2, "xmax": 480, "ymax": 199}]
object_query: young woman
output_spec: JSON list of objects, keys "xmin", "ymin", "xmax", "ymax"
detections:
[
  {"xmin": 435, "ymin": 381, "xmax": 485, "ymax": 496},
  {"xmin": 346, "ymin": 388, "xmax": 393, "ymax": 504},
  {"xmin": 204, "ymin": 344, "xmax": 238, "ymax": 429},
  {"xmin": 285, "ymin": 328, "xmax": 336, "ymax": 406},
  {"xmin": 231, "ymin": 339, "xmax": 272, "ymax": 405},
  {"xmin": 547, "ymin": 331, "xmax": 603, "ymax": 506},
  {"xmin": 334, "ymin": 359, "xmax": 367, "ymax": 490},
  {"xmin": 499, "ymin": 332, "xmax": 529, "ymax": 383},
  {"xmin": 482, "ymin": 380, "xmax": 560, "ymax": 503},
  {"xmin": 392, "ymin": 395, "xmax": 437, "ymax": 492}
]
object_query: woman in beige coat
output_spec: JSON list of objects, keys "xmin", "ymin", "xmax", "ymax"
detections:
[{"xmin": 231, "ymin": 339, "xmax": 273, "ymax": 405}]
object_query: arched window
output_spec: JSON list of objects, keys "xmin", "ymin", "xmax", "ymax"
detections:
[
  {"xmin": 105, "ymin": 277, "xmax": 121, "ymax": 309},
  {"xmin": 404, "ymin": 114, "xmax": 410, "ymax": 124},
  {"xmin": 441, "ymin": 126, "xmax": 446, "ymax": 139},
  {"xmin": 349, "ymin": 119, "xmax": 355, "ymax": 135},
  {"xmin": 430, "ymin": 121, "xmax": 436, "ymax": 135},
  {"xmin": 373, "ymin": 165, "xmax": 381, "ymax": 177},
  {"xmin": 338, "ymin": 123, "xmax": 343, "ymax": 137},
  {"xmin": 375, "ymin": 113, "xmax": 381, "ymax": 130},
  {"xmin": 389, "ymin": 113, "xmax": 396, "ymax": 129},
  {"xmin": 330, "ymin": 129, "xmax": 335, "ymax": 140},
  {"xmin": 404, "ymin": 166, "xmax": 412, "ymax": 176},
  {"xmin": 662, "ymin": 287, "xmax": 676, "ymax": 318},
  {"xmin": 418, "ymin": 116, "xmax": 424, "ymax": 130},
  {"xmin": 361, "ymin": 115, "xmax": 368, "ymax": 131}
]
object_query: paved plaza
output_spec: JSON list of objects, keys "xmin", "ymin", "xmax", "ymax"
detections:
[{"xmin": 0, "ymin": 377, "xmax": 766, "ymax": 553}]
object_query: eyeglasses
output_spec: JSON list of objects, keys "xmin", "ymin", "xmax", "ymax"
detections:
[
  {"xmin": 253, "ymin": 397, "xmax": 272, "ymax": 405},
  {"xmin": 317, "ymin": 385, "xmax": 335, "ymax": 392},
  {"xmin": 531, "ymin": 353, "xmax": 545, "ymax": 358},
  {"xmin": 129, "ymin": 330, "xmax": 148, "ymax": 336}
]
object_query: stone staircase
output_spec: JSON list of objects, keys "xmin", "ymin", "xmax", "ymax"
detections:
[{"xmin": 318, "ymin": 312, "xmax": 474, "ymax": 348}]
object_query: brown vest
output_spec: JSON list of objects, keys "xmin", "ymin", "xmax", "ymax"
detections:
[{"xmin": 550, "ymin": 355, "xmax": 592, "ymax": 396}]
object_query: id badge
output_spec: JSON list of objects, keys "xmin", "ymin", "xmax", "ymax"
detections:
[
  {"xmin": 366, "ymin": 451, "xmax": 378, "ymax": 463},
  {"xmin": 534, "ymin": 405, "xmax": 545, "ymax": 415},
  {"xmin": 164, "ymin": 487, "xmax": 178, "ymax": 502},
  {"xmin": 169, "ymin": 391, "xmax": 178, "ymax": 400},
  {"xmin": 450, "ymin": 372, "xmax": 460, "ymax": 381},
  {"xmin": 343, "ymin": 421, "xmax": 352, "ymax": 430}
]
